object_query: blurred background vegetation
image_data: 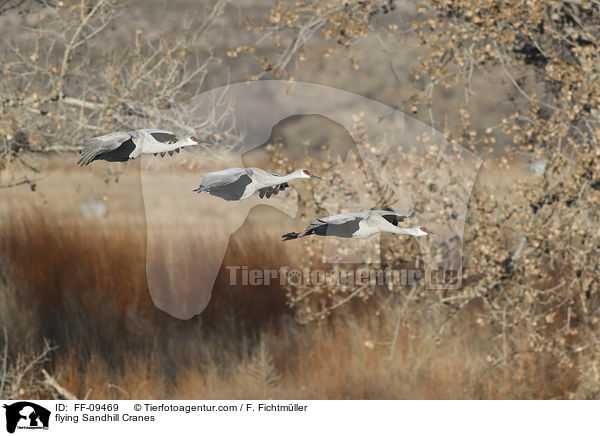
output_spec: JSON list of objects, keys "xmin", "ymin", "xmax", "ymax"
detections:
[{"xmin": 0, "ymin": 0, "xmax": 599, "ymax": 399}]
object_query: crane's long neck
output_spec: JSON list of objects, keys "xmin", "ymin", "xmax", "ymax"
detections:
[
  {"xmin": 263, "ymin": 171, "xmax": 302, "ymax": 185},
  {"xmin": 279, "ymin": 171, "xmax": 303, "ymax": 183}
]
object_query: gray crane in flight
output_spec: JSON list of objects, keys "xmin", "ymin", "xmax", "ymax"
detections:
[
  {"xmin": 282, "ymin": 210, "xmax": 439, "ymax": 240},
  {"xmin": 77, "ymin": 129, "xmax": 201, "ymax": 166},
  {"xmin": 193, "ymin": 167, "xmax": 321, "ymax": 201}
]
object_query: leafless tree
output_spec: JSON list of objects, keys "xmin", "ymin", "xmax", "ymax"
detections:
[{"xmin": 1, "ymin": 0, "xmax": 236, "ymax": 184}]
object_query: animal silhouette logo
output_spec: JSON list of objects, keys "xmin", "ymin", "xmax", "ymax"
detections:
[
  {"xmin": 3, "ymin": 402, "xmax": 50, "ymax": 434},
  {"xmin": 138, "ymin": 80, "xmax": 481, "ymax": 318}
]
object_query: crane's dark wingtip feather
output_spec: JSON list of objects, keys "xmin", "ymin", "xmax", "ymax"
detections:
[
  {"xmin": 282, "ymin": 232, "xmax": 300, "ymax": 241},
  {"xmin": 76, "ymin": 155, "xmax": 91, "ymax": 166}
]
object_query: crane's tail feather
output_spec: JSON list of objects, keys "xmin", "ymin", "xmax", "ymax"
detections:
[
  {"xmin": 193, "ymin": 186, "xmax": 208, "ymax": 193},
  {"xmin": 281, "ymin": 232, "xmax": 301, "ymax": 241}
]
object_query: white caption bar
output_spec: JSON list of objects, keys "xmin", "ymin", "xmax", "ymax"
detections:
[{"xmin": 0, "ymin": 400, "xmax": 596, "ymax": 435}]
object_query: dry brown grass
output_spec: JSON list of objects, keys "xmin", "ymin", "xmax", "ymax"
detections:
[{"xmin": 0, "ymin": 206, "xmax": 584, "ymax": 399}]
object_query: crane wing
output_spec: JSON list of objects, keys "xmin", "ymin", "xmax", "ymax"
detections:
[
  {"xmin": 77, "ymin": 131, "xmax": 133, "ymax": 166},
  {"xmin": 196, "ymin": 168, "xmax": 249, "ymax": 189},
  {"xmin": 370, "ymin": 209, "xmax": 416, "ymax": 226},
  {"xmin": 138, "ymin": 128, "xmax": 177, "ymax": 135},
  {"xmin": 140, "ymin": 129, "xmax": 179, "ymax": 144},
  {"xmin": 312, "ymin": 212, "xmax": 365, "ymax": 226},
  {"xmin": 194, "ymin": 168, "xmax": 255, "ymax": 200},
  {"xmin": 297, "ymin": 213, "xmax": 362, "ymax": 238}
]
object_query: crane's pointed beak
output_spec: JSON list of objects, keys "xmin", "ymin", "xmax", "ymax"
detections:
[
  {"xmin": 427, "ymin": 229, "xmax": 440, "ymax": 236},
  {"xmin": 310, "ymin": 174, "xmax": 322, "ymax": 180}
]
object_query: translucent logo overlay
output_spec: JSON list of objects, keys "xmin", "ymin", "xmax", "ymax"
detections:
[{"xmin": 136, "ymin": 81, "xmax": 480, "ymax": 319}]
